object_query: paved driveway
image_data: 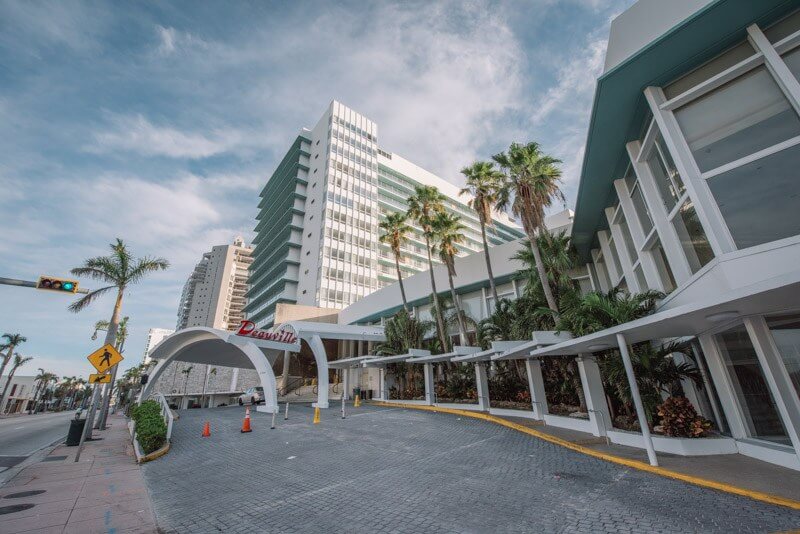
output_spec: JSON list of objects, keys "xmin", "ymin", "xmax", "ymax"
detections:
[{"xmin": 143, "ymin": 404, "xmax": 799, "ymax": 533}]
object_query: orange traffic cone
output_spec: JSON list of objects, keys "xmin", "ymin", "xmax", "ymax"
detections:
[
  {"xmin": 241, "ymin": 406, "xmax": 252, "ymax": 433},
  {"xmin": 202, "ymin": 421, "xmax": 211, "ymax": 437}
]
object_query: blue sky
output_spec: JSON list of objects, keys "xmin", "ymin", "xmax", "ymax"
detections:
[{"xmin": 0, "ymin": 0, "xmax": 633, "ymax": 379}]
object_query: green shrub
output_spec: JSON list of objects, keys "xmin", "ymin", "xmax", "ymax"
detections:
[{"xmin": 131, "ymin": 400, "xmax": 167, "ymax": 454}]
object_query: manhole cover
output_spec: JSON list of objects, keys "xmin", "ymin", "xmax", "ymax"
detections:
[
  {"xmin": 0, "ymin": 504, "xmax": 35, "ymax": 515},
  {"xmin": 4, "ymin": 490, "xmax": 46, "ymax": 499},
  {"xmin": 42, "ymin": 456, "xmax": 67, "ymax": 462}
]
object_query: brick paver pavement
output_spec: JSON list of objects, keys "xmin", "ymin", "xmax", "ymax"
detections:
[{"xmin": 143, "ymin": 404, "xmax": 800, "ymax": 533}]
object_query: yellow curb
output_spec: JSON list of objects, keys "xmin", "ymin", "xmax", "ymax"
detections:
[
  {"xmin": 140, "ymin": 441, "xmax": 171, "ymax": 463},
  {"xmin": 370, "ymin": 401, "xmax": 800, "ymax": 511}
]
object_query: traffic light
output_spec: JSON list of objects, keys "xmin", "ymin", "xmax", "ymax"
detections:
[{"xmin": 36, "ymin": 276, "xmax": 79, "ymax": 294}]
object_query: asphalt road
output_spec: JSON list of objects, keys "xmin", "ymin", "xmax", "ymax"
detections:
[
  {"xmin": 0, "ymin": 411, "xmax": 74, "ymax": 468},
  {"xmin": 144, "ymin": 404, "xmax": 800, "ymax": 533}
]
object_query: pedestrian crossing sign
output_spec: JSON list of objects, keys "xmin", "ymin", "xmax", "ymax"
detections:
[
  {"xmin": 87, "ymin": 344, "xmax": 123, "ymax": 373},
  {"xmin": 89, "ymin": 373, "xmax": 112, "ymax": 384}
]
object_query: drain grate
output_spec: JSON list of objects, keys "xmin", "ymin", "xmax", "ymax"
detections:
[
  {"xmin": 42, "ymin": 456, "xmax": 68, "ymax": 462},
  {"xmin": 4, "ymin": 490, "xmax": 46, "ymax": 499},
  {"xmin": 0, "ymin": 504, "xmax": 35, "ymax": 515}
]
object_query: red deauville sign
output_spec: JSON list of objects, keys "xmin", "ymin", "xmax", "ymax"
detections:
[{"xmin": 236, "ymin": 320, "xmax": 298, "ymax": 344}]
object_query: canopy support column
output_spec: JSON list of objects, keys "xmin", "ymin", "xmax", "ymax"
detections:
[
  {"xmin": 525, "ymin": 358, "xmax": 548, "ymax": 420},
  {"xmin": 379, "ymin": 368, "xmax": 387, "ymax": 400},
  {"xmin": 577, "ymin": 354, "xmax": 611, "ymax": 437},
  {"xmin": 475, "ymin": 363, "xmax": 490, "ymax": 411},
  {"xmin": 342, "ymin": 367, "xmax": 350, "ymax": 401},
  {"xmin": 617, "ymin": 333, "xmax": 658, "ymax": 466},
  {"xmin": 423, "ymin": 363, "xmax": 434, "ymax": 405},
  {"xmin": 307, "ymin": 334, "xmax": 330, "ymax": 409}
]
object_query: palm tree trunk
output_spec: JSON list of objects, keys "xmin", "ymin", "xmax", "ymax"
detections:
[
  {"xmin": 424, "ymin": 236, "xmax": 449, "ymax": 351},
  {"xmin": 94, "ymin": 289, "xmax": 124, "ymax": 430},
  {"xmin": 480, "ymin": 221, "xmax": 499, "ymax": 305},
  {"xmin": 28, "ymin": 382, "xmax": 40, "ymax": 414},
  {"xmin": 447, "ymin": 269, "xmax": 469, "ymax": 346},
  {"xmin": 0, "ymin": 345, "xmax": 15, "ymax": 386},
  {"xmin": 0, "ymin": 366, "xmax": 18, "ymax": 413},
  {"xmin": 394, "ymin": 253, "xmax": 410, "ymax": 313},
  {"xmin": 527, "ymin": 229, "xmax": 559, "ymax": 318}
]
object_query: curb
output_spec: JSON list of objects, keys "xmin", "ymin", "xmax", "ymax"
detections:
[{"xmin": 370, "ymin": 401, "xmax": 800, "ymax": 511}]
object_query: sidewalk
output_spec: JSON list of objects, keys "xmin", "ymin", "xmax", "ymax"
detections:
[{"xmin": 0, "ymin": 413, "xmax": 158, "ymax": 534}]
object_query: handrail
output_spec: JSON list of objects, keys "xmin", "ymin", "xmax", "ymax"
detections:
[
  {"xmin": 278, "ymin": 375, "xmax": 305, "ymax": 397},
  {"xmin": 155, "ymin": 393, "xmax": 175, "ymax": 441}
]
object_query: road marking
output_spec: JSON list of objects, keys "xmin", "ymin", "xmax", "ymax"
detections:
[
  {"xmin": 14, "ymin": 426, "xmax": 24, "ymax": 430},
  {"xmin": 370, "ymin": 401, "xmax": 800, "ymax": 511}
]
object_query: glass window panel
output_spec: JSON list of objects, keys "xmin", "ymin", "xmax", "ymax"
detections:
[
  {"xmin": 651, "ymin": 241, "xmax": 676, "ymax": 293},
  {"xmin": 646, "ymin": 137, "xmax": 680, "ymax": 211},
  {"xmin": 672, "ymin": 199, "xmax": 714, "ymax": 273},
  {"xmin": 716, "ymin": 323, "xmax": 789, "ymax": 445},
  {"xmin": 782, "ymin": 47, "xmax": 800, "ymax": 82},
  {"xmin": 617, "ymin": 215, "xmax": 638, "ymax": 264},
  {"xmin": 633, "ymin": 264, "xmax": 647, "ymax": 291},
  {"xmin": 664, "ymin": 41, "xmax": 757, "ymax": 99},
  {"xmin": 623, "ymin": 164, "xmax": 637, "ymax": 193},
  {"xmin": 630, "ymin": 185, "xmax": 653, "ymax": 235},
  {"xmin": 654, "ymin": 134, "xmax": 685, "ymax": 197},
  {"xmin": 675, "ymin": 66, "xmax": 800, "ymax": 172},
  {"xmin": 707, "ymin": 143, "xmax": 800, "ymax": 249},
  {"xmin": 593, "ymin": 253, "xmax": 611, "ymax": 290},
  {"xmin": 766, "ymin": 314, "xmax": 800, "ymax": 398},
  {"xmin": 606, "ymin": 237, "xmax": 623, "ymax": 280},
  {"xmin": 765, "ymin": 10, "xmax": 800, "ymax": 43}
]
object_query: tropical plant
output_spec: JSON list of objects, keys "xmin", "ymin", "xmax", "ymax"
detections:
[
  {"xmin": 181, "ymin": 366, "xmax": 194, "ymax": 396},
  {"xmin": 201, "ymin": 367, "xmax": 217, "ymax": 408},
  {"xmin": 494, "ymin": 142, "xmax": 565, "ymax": 317},
  {"xmin": 70, "ymin": 238, "xmax": 168, "ymax": 430},
  {"xmin": 432, "ymin": 211, "xmax": 469, "ymax": 345},
  {"xmin": 0, "ymin": 354, "xmax": 33, "ymax": 413},
  {"xmin": 131, "ymin": 399, "xmax": 167, "ymax": 454},
  {"xmin": 477, "ymin": 294, "xmax": 553, "ymax": 348},
  {"xmin": 514, "ymin": 231, "xmax": 579, "ymax": 308},
  {"xmin": 460, "ymin": 161, "xmax": 505, "ymax": 303},
  {"xmin": 379, "ymin": 213, "xmax": 413, "ymax": 313},
  {"xmin": 556, "ymin": 288, "xmax": 665, "ymax": 337},
  {"xmin": 657, "ymin": 396, "xmax": 712, "ymax": 437},
  {"xmin": 92, "ymin": 316, "xmax": 130, "ymax": 351},
  {"xmin": 0, "ymin": 333, "xmax": 27, "ymax": 386},
  {"xmin": 375, "ymin": 310, "xmax": 434, "ymax": 356}
]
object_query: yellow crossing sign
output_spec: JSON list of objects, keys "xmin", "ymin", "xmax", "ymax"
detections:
[
  {"xmin": 89, "ymin": 373, "xmax": 111, "ymax": 384},
  {"xmin": 87, "ymin": 344, "xmax": 123, "ymax": 373}
]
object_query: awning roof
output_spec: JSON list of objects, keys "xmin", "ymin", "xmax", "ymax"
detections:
[
  {"xmin": 492, "ymin": 334, "xmax": 573, "ymax": 361},
  {"xmin": 276, "ymin": 321, "xmax": 385, "ymax": 341},
  {"xmin": 329, "ymin": 355, "xmax": 375, "ymax": 369},
  {"xmin": 362, "ymin": 349, "xmax": 430, "ymax": 367},
  {"xmin": 451, "ymin": 342, "xmax": 524, "ymax": 363},
  {"xmin": 529, "ymin": 270, "xmax": 800, "ymax": 357}
]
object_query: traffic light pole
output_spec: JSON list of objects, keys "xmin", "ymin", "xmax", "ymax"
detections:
[
  {"xmin": 75, "ymin": 379, "xmax": 102, "ymax": 462},
  {"xmin": 0, "ymin": 277, "xmax": 89, "ymax": 294}
]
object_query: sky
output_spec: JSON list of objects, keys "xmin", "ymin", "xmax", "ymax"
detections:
[{"xmin": 0, "ymin": 0, "xmax": 634, "ymax": 379}]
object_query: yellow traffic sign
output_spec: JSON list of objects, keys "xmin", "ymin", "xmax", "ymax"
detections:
[
  {"xmin": 89, "ymin": 373, "xmax": 111, "ymax": 384},
  {"xmin": 87, "ymin": 344, "xmax": 123, "ymax": 373}
]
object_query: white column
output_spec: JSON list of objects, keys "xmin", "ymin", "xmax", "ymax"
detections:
[
  {"xmin": 697, "ymin": 333, "xmax": 748, "ymax": 439},
  {"xmin": 307, "ymin": 334, "xmax": 329, "ymax": 409},
  {"xmin": 379, "ymin": 367, "xmax": 387, "ymax": 401},
  {"xmin": 617, "ymin": 333, "xmax": 658, "ymax": 466},
  {"xmin": 597, "ymin": 231, "xmax": 622, "ymax": 284},
  {"xmin": 525, "ymin": 358, "xmax": 548, "ymax": 420},
  {"xmin": 475, "ymin": 363, "xmax": 490, "ymax": 411},
  {"xmin": 689, "ymin": 340, "xmax": 726, "ymax": 432},
  {"xmin": 605, "ymin": 207, "xmax": 641, "ymax": 292},
  {"xmin": 576, "ymin": 354, "xmax": 611, "ymax": 437},
  {"xmin": 613, "ymin": 178, "xmax": 663, "ymax": 291},
  {"xmin": 744, "ymin": 316, "xmax": 800, "ymax": 463},
  {"xmin": 342, "ymin": 367, "xmax": 350, "ymax": 401},
  {"xmin": 423, "ymin": 363, "xmax": 435, "ymax": 406},
  {"xmin": 280, "ymin": 350, "xmax": 291, "ymax": 393}
]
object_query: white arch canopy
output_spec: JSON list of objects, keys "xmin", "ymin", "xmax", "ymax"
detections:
[{"xmin": 141, "ymin": 327, "xmax": 300, "ymax": 413}]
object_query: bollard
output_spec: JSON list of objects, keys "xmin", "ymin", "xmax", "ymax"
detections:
[
  {"xmin": 271, "ymin": 411, "xmax": 276, "ymax": 429},
  {"xmin": 313, "ymin": 406, "xmax": 321, "ymax": 424},
  {"xmin": 341, "ymin": 394, "xmax": 346, "ymax": 419},
  {"xmin": 354, "ymin": 394, "xmax": 361, "ymax": 408},
  {"xmin": 284, "ymin": 401, "xmax": 289, "ymax": 420}
]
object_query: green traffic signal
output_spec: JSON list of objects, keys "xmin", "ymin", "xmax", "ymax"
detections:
[{"xmin": 36, "ymin": 276, "xmax": 79, "ymax": 293}]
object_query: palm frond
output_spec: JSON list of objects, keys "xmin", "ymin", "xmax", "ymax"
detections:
[
  {"xmin": 68, "ymin": 285, "xmax": 116, "ymax": 313},
  {"xmin": 126, "ymin": 257, "xmax": 170, "ymax": 286}
]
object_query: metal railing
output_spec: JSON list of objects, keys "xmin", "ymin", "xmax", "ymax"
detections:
[{"xmin": 155, "ymin": 393, "xmax": 175, "ymax": 441}]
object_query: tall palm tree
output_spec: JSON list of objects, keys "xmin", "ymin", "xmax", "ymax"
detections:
[
  {"xmin": 92, "ymin": 316, "xmax": 130, "ymax": 351},
  {"xmin": 460, "ymin": 161, "xmax": 505, "ymax": 305},
  {"xmin": 0, "ymin": 334, "xmax": 27, "ymax": 385},
  {"xmin": 0, "ymin": 354, "xmax": 33, "ymax": 413},
  {"xmin": 201, "ymin": 367, "xmax": 217, "ymax": 408},
  {"xmin": 181, "ymin": 366, "xmax": 194, "ymax": 408},
  {"xmin": 513, "ymin": 231, "xmax": 578, "ymax": 308},
  {"xmin": 29, "ymin": 367, "xmax": 47, "ymax": 414},
  {"xmin": 494, "ymin": 142, "xmax": 565, "ymax": 317},
  {"xmin": 379, "ymin": 213, "xmax": 413, "ymax": 313},
  {"xmin": 432, "ymin": 211, "xmax": 469, "ymax": 346},
  {"xmin": 70, "ymin": 239, "xmax": 168, "ymax": 430},
  {"xmin": 407, "ymin": 185, "xmax": 449, "ymax": 351}
]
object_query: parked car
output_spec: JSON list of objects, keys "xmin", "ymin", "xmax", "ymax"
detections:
[{"xmin": 238, "ymin": 387, "xmax": 265, "ymax": 406}]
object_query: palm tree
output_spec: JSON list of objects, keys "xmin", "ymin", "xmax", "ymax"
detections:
[
  {"xmin": 201, "ymin": 367, "xmax": 217, "ymax": 408},
  {"xmin": 407, "ymin": 185, "xmax": 449, "ymax": 351},
  {"xmin": 0, "ymin": 334, "xmax": 27, "ymax": 385},
  {"xmin": 494, "ymin": 142, "xmax": 565, "ymax": 317},
  {"xmin": 0, "ymin": 354, "xmax": 33, "ymax": 413},
  {"xmin": 181, "ymin": 365, "xmax": 193, "ymax": 395},
  {"xmin": 379, "ymin": 213, "xmax": 413, "ymax": 313},
  {"xmin": 513, "ymin": 231, "xmax": 578, "ymax": 309},
  {"xmin": 92, "ymin": 316, "xmax": 130, "ymax": 351},
  {"xmin": 29, "ymin": 368, "xmax": 47, "ymax": 414},
  {"xmin": 460, "ymin": 161, "xmax": 505, "ymax": 305},
  {"xmin": 70, "ymin": 239, "xmax": 168, "ymax": 430},
  {"xmin": 556, "ymin": 288, "xmax": 665, "ymax": 338},
  {"xmin": 432, "ymin": 211, "xmax": 469, "ymax": 346}
]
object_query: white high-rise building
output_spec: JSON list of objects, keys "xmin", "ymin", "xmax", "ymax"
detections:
[
  {"xmin": 142, "ymin": 328, "xmax": 174, "ymax": 365},
  {"xmin": 246, "ymin": 101, "xmax": 524, "ymax": 328}
]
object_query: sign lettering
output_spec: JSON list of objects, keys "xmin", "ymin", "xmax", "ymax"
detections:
[{"xmin": 236, "ymin": 320, "xmax": 297, "ymax": 344}]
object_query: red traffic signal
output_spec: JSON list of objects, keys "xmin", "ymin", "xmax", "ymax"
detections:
[{"xmin": 36, "ymin": 276, "xmax": 79, "ymax": 294}]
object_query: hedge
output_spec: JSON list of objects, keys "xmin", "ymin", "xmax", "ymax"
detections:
[{"xmin": 131, "ymin": 400, "xmax": 167, "ymax": 454}]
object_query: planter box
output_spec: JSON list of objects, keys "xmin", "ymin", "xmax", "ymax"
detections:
[
  {"xmin": 544, "ymin": 414, "xmax": 595, "ymax": 434},
  {"xmin": 607, "ymin": 429, "xmax": 738, "ymax": 456},
  {"xmin": 435, "ymin": 402, "xmax": 483, "ymax": 412},
  {"xmin": 489, "ymin": 407, "xmax": 539, "ymax": 420}
]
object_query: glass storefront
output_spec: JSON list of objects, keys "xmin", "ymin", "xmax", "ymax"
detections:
[
  {"xmin": 716, "ymin": 323, "xmax": 790, "ymax": 445},
  {"xmin": 766, "ymin": 314, "xmax": 800, "ymax": 398}
]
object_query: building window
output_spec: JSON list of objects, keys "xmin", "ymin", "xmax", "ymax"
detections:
[
  {"xmin": 672, "ymin": 198, "xmax": 714, "ymax": 273},
  {"xmin": 766, "ymin": 313, "xmax": 800, "ymax": 399},
  {"xmin": 648, "ymin": 240, "xmax": 676, "ymax": 293},
  {"xmin": 715, "ymin": 323, "xmax": 789, "ymax": 445},
  {"xmin": 646, "ymin": 132, "xmax": 685, "ymax": 211}
]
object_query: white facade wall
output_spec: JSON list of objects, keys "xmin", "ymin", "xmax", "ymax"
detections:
[{"xmin": 142, "ymin": 328, "xmax": 174, "ymax": 365}]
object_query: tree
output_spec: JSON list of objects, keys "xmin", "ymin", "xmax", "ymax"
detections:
[
  {"xmin": 92, "ymin": 316, "xmax": 130, "ymax": 351},
  {"xmin": 407, "ymin": 185, "xmax": 449, "ymax": 351},
  {"xmin": 0, "ymin": 354, "xmax": 33, "ymax": 413},
  {"xmin": 378, "ymin": 213, "xmax": 413, "ymax": 313},
  {"xmin": 70, "ymin": 239, "xmax": 168, "ymax": 430},
  {"xmin": 460, "ymin": 161, "xmax": 505, "ymax": 305},
  {"xmin": 0, "ymin": 334, "xmax": 27, "ymax": 386},
  {"xmin": 181, "ymin": 366, "xmax": 194, "ymax": 407},
  {"xmin": 29, "ymin": 368, "xmax": 47, "ymax": 414},
  {"xmin": 494, "ymin": 142, "xmax": 565, "ymax": 317},
  {"xmin": 201, "ymin": 367, "xmax": 217, "ymax": 408},
  {"xmin": 432, "ymin": 211, "xmax": 469, "ymax": 346},
  {"xmin": 513, "ymin": 231, "xmax": 578, "ymax": 308},
  {"xmin": 556, "ymin": 288, "xmax": 665, "ymax": 338}
]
